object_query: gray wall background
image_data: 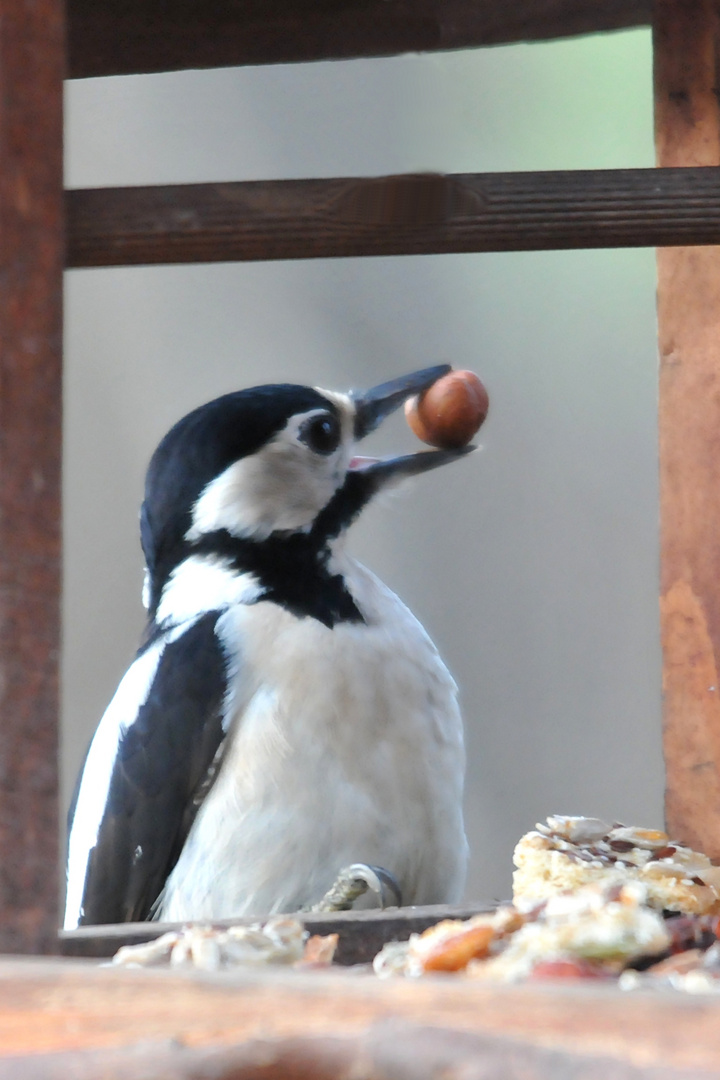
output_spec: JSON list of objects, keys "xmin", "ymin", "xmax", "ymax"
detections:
[{"xmin": 62, "ymin": 28, "xmax": 662, "ymax": 904}]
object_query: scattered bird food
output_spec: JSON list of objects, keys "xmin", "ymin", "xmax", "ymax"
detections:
[{"xmin": 110, "ymin": 815, "xmax": 720, "ymax": 992}]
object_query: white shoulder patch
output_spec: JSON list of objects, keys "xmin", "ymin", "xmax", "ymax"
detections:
[
  {"xmin": 64, "ymin": 638, "xmax": 167, "ymax": 929},
  {"xmin": 156, "ymin": 555, "xmax": 260, "ymax": 625},
  {"xmin": 63, "ymin": 618, "xmax": 201, "ymax": 930},
  {"xmin": 142, "ymin": 567, "xmax": 151, "ymax": 611}
]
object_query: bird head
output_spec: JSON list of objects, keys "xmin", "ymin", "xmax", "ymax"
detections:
[{"xmin": 141, "ymin": 366, "xmax": 473, "ymax": 620}]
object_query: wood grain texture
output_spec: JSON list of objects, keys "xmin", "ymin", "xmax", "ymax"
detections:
[
  {"xmin": 66, "ymin": 0, "xmax": 652, "ymax": 80},
  {"xmin": 0, "ymin": 958, "xmax": 717, "ymax": 1076},
  {"xmin": 60, "ymin": 903, "xmax": 495, "ymax": 964},
  {"xmin": 65, "ymin": 167, "xmax": 720, "ymax": 268},
  {"xmin": 655, "ymin": 0, "xmax": 720, "ymax": 856},
  {"xmin": 0, "ymin": 0, "xmax": 64, "ymax": 952},
  {"xmin": 1, "ymin": 1018, "xmax": 714, "ymax": 1080}
]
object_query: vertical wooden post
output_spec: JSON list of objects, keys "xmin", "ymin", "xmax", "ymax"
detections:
[
  {"xmin": 656, "ymin": 0, "xmax": 720, "ymax": 856},
  {"xmin": 0, "ymin": 0, "xmax": 64, "ymax": 950}
]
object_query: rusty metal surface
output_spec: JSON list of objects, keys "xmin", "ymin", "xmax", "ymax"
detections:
[{"xmin": 0, "ymin": 0, "xmax": 64, "ymax": 952}]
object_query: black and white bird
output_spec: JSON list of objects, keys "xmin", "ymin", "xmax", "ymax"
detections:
[{"xmin": 64, "ymin": 366, "xmax": 471, "ymax": 929}]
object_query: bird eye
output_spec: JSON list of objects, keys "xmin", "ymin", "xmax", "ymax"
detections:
[{"xmin": 299, "ymin": 413, "xmax": 342, "ymax": 455}]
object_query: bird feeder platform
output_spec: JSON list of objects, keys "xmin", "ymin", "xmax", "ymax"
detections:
[
  {"xmin": 2, "ymin": 949, "xmax": 720, "ymax": 1079},
  {"xmin": 3, "ymin": 0, "xmax": 720, "ymax": 1075},
  {"xmin": 45, "ymin": 903, "xmax": 720, "ymax": 1077}
]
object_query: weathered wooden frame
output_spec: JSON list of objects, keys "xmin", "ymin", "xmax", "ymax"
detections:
[{"xmin": 5, "ymin": 7, "xmax": 720, "ymax": 1071}]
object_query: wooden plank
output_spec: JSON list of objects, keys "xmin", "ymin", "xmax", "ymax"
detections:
[
  {"xmin": 66, "ymin": 0, "xmax": 652, "ymax": 80},
  {"xmin": 65, "ymin": 166, "xmax": 720, "ymax": 268},
  {"xmin": 60, "ymin": 903, "xmax": 494, "ymax": 964},
  {"xmin": 1, "ymin": 1015, "xmax": 714, "ymax": 1080},
  {"xmin": 655, "ymin": 2, "xmax": 720, "ymax": 857},
  {"xmin": 0, "ymin": 0, "xmax": 64, "ymax": 951},
  {"xmin": 0, "ymin": 958, "xmax": 717, "ymax": 1075}
]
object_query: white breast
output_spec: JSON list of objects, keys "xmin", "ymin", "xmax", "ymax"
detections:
[{"xmin": 158, "ymin": 559, "xmax": 468, "ymax": 920}]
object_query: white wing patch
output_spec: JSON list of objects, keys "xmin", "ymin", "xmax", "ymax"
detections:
[{"xmin": 63, "ymin": 618, "xmax": 201, "ymax": 930}]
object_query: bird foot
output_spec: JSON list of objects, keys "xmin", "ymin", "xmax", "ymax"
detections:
[{"xmin": 309, "ymin": 863, "xmax": 402, "ymax": 913}]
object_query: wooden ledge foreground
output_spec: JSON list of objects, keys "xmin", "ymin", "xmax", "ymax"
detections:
[
  {"xmin": 0, "ymin": 955, "xmax": 719, "ymax": 1078},
  {"xmin": 59, "ymin": 902, "xmax": 493, "ymax": 965}
]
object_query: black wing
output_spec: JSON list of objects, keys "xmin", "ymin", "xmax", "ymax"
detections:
[{"xmin": 72, "ymin": 610, "xmax": 229, "ymax": 925}]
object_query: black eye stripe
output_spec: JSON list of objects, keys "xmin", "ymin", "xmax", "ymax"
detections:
[{"xmin": 298, "ymin": 413, "xmax": 342, "ymax": 455}]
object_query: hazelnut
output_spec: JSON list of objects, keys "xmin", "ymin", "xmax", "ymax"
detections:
[{"xmin": 405, "ymin": 369, "xmax": 488, "ymax": 449}]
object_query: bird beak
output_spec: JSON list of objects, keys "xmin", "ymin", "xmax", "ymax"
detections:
[
  {"xmin": 352, "ymin": 364, "xmax": 451, "ymax": 439},
  {"xmin": 315, "ymin": 366, "xmax": 475, "ymax": 538},
  {"xmin": 348, "ymin": 365, "xmax": 475, "ymax": 487}
]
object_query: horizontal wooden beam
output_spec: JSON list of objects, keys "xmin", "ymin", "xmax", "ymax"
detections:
[
  {"xmin": 60, "ymin": 903, "xmax": 492, "ymax": 965},
  {"xmin": 67, "ymin": 0, "xmax": 652, "ymax": 80},
  {"xmin": 65, "ymin": 167, "xmax": 720, "ymax": 267}
]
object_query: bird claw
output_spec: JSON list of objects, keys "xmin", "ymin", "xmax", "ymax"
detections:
[{"xmin": 310, "ymin": 863, "xmax": 402, "ymax": 912}]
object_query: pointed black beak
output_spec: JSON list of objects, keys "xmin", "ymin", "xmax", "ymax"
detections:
[
  {"xmin": 352, "ymin": 364, "xmax": 451, "ymax": 439},
  {"xmin": 350, "ymin": 364, "xmax": 476, "ymax": 485},
  {"xmin": 348, "ymin": 443, "xmax": 474, "ymax": 486},
  {"xmin": 315, "ymin": 366, "xmax": 475, "ymax": 540}
]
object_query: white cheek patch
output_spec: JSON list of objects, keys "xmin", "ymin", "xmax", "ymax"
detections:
[
  {"xmin": 156, "ymin": 555, "xmax": 261, "ymax": 625},
  {"xmin": 186, "ymin": 406, "xmax": 354, "ymax": 542}
]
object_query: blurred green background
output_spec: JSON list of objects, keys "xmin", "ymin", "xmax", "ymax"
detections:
[{"xmin": 63, "ymin": 28, "xmax": 661, "ymax": 903}]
